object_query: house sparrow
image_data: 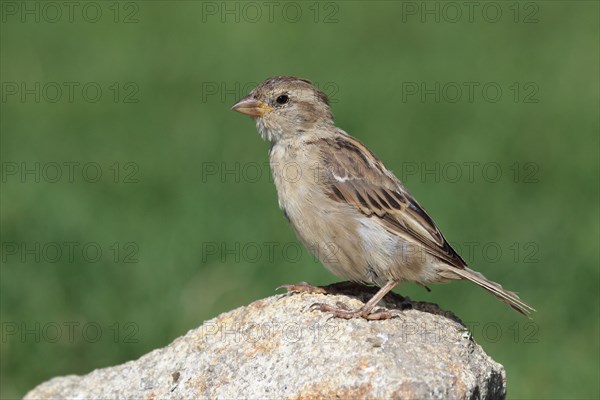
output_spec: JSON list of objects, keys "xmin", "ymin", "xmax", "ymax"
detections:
[{"xmin": 231, "ymin": 76, "xmax": 535, "ymax": 319}]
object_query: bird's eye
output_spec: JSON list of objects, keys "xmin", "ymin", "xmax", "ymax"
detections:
[{"xmin": 276, "ymin": 94, "xmax": 289, "ymax": 105}]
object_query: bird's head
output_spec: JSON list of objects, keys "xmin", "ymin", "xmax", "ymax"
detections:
[{"xmin": 231, "ymin": 76, "xmax": 333, "ymax": 142}]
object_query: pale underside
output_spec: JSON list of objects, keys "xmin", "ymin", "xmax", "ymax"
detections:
[{"xmin": 269, "ymin": 129, "xmax": 466, "ymax": 287}]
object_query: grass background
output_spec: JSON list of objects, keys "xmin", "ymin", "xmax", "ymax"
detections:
[{"xmin": 1, "ymin": 1, "xmax": 598, "ymax": 398}]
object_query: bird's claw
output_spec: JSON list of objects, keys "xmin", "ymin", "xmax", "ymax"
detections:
[{"xmin": 308, "ymin": 302, "xmax": 402, "ymax": 320}]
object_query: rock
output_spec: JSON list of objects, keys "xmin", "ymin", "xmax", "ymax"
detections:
[{"xmin": 25, "ymin": 283, "xmax": 506, "ymax": 400}]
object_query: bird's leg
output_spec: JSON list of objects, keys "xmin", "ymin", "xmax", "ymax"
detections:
[
  {"xmin": 276, "ymin": 281, "xmax": 328, "ymax": 295},
  {"xmin": 310, "ymin": 280, "xmax": 401, "ymax": 320}
]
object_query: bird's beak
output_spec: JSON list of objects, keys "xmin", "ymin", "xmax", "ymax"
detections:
[{"xmin": 231, "ymin": 96, "xmax": 272, "ymax": 117}]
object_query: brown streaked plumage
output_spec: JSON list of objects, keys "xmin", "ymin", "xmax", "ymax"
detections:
[{"xmin": 231, "ymin": 76, "xmax": 535, "ymax": 319}]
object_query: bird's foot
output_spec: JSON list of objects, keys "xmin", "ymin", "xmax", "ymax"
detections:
[
  {"xmin": 308, "ymin": 302, "xmax": 403, "ymax": 320},
  {"xmin": 276, "ymin": 281, "xmax": 328, "ymax": 295}
]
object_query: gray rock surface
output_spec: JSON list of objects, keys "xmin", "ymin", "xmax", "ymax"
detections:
[{"xmin": 25, "ymin": 283, "xmax": 506, "ymax": 399}]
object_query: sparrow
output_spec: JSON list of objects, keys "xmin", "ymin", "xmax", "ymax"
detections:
[{"xmin": 231, "ymin": 76, "xmax": 535, "ymax": 319}]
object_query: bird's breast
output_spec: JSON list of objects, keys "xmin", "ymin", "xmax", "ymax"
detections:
[{"xmin": 269, "ymin": 142, "xmax": 320, "ymax": 212}]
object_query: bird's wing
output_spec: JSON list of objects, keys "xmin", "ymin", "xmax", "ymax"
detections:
[{"xmin": 314, "ymin": 133, "xmax": 467, "ymax": 269}]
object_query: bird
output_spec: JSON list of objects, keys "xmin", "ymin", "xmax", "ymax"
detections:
[{"xmin": 231, "ymin": 76, "xmax": 535, "ymax": 319}]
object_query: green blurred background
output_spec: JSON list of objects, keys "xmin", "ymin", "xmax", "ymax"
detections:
[{"xmin": 1, "ymin": 1, "xmax": 598, "ymax": 398}]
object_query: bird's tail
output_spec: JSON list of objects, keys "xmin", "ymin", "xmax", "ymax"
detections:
[{"xmin": 451, "ymin": 267, "xmax": 536, "ymax": 318}]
